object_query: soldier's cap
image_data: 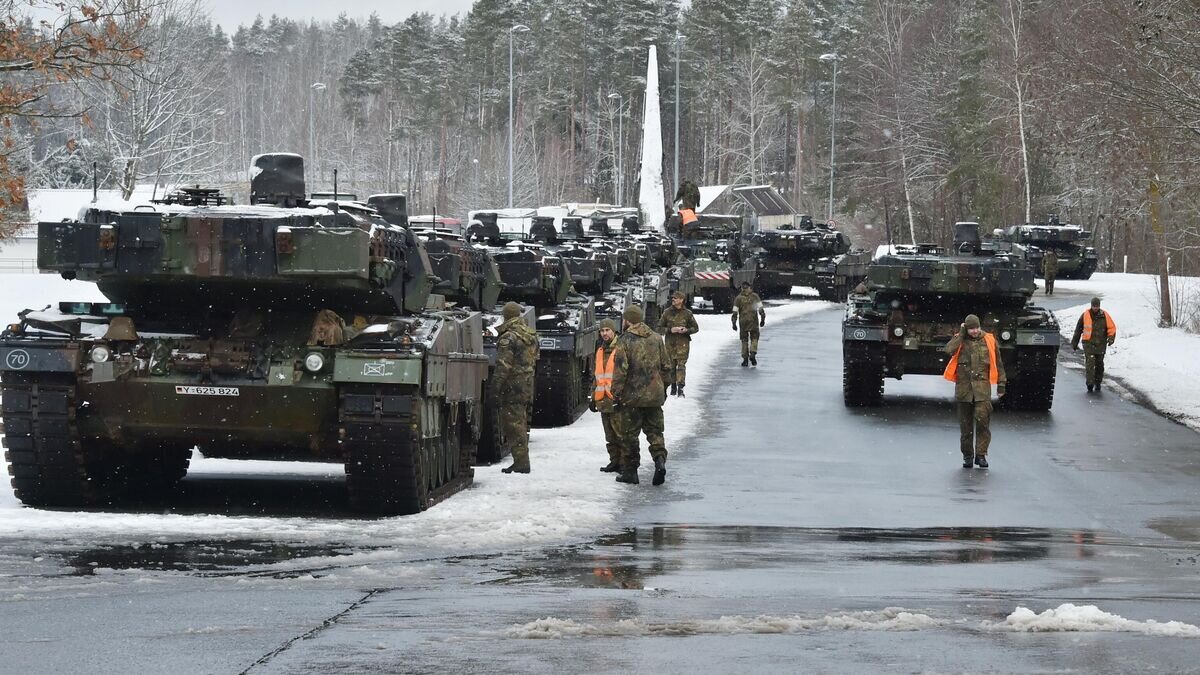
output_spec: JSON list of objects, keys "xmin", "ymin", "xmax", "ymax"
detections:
[
  {"xmin": 623, "ymin": 305, "xmax": 645, "ymax": 323},
  {"xmin": 598, "ymin": 318, "xmax": 618, "ymax": 332},
  {"xmin": 502, "ymin": 302, "xmax": 523, "ymax": 320},
  {"xmin": 671, "ymin": 290, "xmax": 686, "ymax": 300},
  {"xmin": 1090, "ymin": 296, "xmax": 1102, "ymax": 308},
  {"xmin": 740, "ymin": 281, "xmax": 751, "ymax": 288},
  {"xmin": 963, "ymin": 314, "xmax": 981, "ymax": 329}
]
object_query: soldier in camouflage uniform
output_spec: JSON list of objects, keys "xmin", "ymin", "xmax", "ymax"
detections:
[
  {"xmin": 731, "ymin": 281, "xmax": 766, "ymax": 367},
  {"xmin": 1042, "ymin": 250, "xmax": 1058, "ymax": 295},
  {"xmin": 493, "ymin": 302, "xmax": 539, "ymax": 474},
  {"xmin": 657, "ymin": 290, "xmax": 699, "ymax": 397},
  {"xmin": 611, "ymin": 305, "xmax": 672, "ymax": 486},
  {"xmin": 590, "ymin": 319, "xmax": 625, "ymax": 473},
  {"xmin": 674, "ymin": 179, "xmax": 701, "ymax": 211},
  {"xmin": 943, "ymin": 314, "xmax": 1007, "ymax": 469},
  {"xmin": 1071, "ymin": 296, "xmax": 1117, "ymax": 392}
]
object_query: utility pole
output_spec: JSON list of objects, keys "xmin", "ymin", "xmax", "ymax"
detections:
[
  {"xmin": 674, "ymin": 33, "xmax": 682, "ymax": 199},
  {"xmin": 819, "ymin": 53, "xmax": 839, "ymax": 223},
  {"xmin": 608, "ymin": 92, "xmax": 624, "ymax": 205}
]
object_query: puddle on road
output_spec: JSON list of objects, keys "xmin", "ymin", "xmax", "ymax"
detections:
[
  {"xmin": 59, "ymin": 540, "xmax": 366, "ymax": 577},
  {"xmin": 489, "ymin": 525, "xmax": 1116, "ymax": 590}
]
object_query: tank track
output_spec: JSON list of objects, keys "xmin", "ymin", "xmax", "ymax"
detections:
[
  {"xmin": 531, "ymin": 352, "xmax": 590, "ymax": 427},
  {"xmin": 340, "ymin": 385, "xmax": 474, "ymax": 515},
  {"xmin": 1, "ymin": 371, "xmax": 101, "ymax": 506},
  {"xmin": 842, "ymin": 343, "xmax": 885, "ymax": 407},
  {"xmin": 999, "ymin": 348, "xmax": 1057, "ymax": 412}
]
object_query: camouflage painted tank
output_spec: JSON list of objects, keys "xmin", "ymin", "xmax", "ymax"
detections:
[
  {"xmin": 670, "ymin": 212, "xmax": 755, "ymax": 313},
  {"xmin": 841, "ymin": 222, "xmax": 1059, "ymax": 411},
  {"xmin": 747, "ymin": 214, "xmax": 870, "ymax": 301},
  {"xmin": 997, "ymin": 215, "xmax": 1099, "ymax": 280},
  {"xmin": 1, "ymin": 154, "xmax": 489, "ymax": 515}
]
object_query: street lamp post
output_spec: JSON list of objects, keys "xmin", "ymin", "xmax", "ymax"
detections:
[
  {"xmin": 608, "ymin": 92, "xmax": 623, "ymax": 205},
  {"xmin": 818, "ymin": 53, "xmax": 839, "ymax": 223},
  {"xmin": 508, "ymin": 24, "xmax": 530, "ymax": 208},
  {"xmin": 309, "ymin": 82, "xmax": 327, "ymax": 185},
  {"xmin": 473, "ymin": 158, "xmax": 480, "ymax": 212},
  {"xmin": 674, "ymin": 33, "xmax": 682, "ymax": 199}
]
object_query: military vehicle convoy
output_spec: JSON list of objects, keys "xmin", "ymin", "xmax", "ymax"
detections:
[
  {"xmin": 997, "ymin": 215, "xmax": 1099, "ymax": 280},
  {"xmin": 747, "ymin": 214, "xmax": 871, "ymax": 301},
  {"xmin": 841, "ymin": 222, "xmax": 1060, "ymax": 411},
  {"xmin": 0, "ymin": 154, "xmax": 489, "ymax": 515},
  {"xmin": 670, "ymin": 212, "xmax": 756, "ymax": 312}
]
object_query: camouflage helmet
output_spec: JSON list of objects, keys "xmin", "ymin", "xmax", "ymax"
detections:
[
  {"xmin": 623, "ymin": 305, "xmax": 645, "ymax": 323},
  {"xmin": 502, "ymin": 302, "xmax": 523, "ymax": 320}
]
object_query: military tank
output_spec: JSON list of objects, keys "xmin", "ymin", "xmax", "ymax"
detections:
[
  {"xmin": 997, "ymin": 215, "xmax": 1099, "ymax": 280},
  {"xmin": 0, "ymin": 154, "xmax": 489, "ymax": 515},
  {"xmin": 467, "ymin": 216, "xmax": 598, "ymax": 428},
  {"xmin": 841, "ymin": 222, "xmax": 1059, "ymax": 411},
  {"xmin": 747, "ymin": 214, "xmax": 871, "ymax": 301},
  {"xmin": 670, "ymin": 212, "xmax": 755, "ymax": 312}
]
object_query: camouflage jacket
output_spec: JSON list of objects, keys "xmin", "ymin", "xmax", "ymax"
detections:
[
  {"xmin": 494, "ymin": 317, "xmax": 539, "ymax": 403},
  {"xmin": 1042, "ymin": 251, "xmax": 1059, "ymax": 276},
  {"xmin": 612, "ymin": 322, "xmax": 671, "ymax": 408},
  {"xmin": 658, "ymin": 306, "xmax": 699, "ymax": 344},
  {"xmin": 732, "ymin": 289, "xmax": 765, "ymax": 326},
  {"xmin": 943, "ymin": 332, "xmax": 1007, "ymax": 402},
  {"xmin": 675, "ymin": 180, "xmax": 701, "ymax": 211}
]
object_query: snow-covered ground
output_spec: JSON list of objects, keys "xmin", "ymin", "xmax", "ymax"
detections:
[
  {"xmin": 1051, "ymin": 273, "xmax": 1200, "ymax": 431},
  {"xmin": 0, "ymin": 273, "xmax": 826, "ymax": 558}
]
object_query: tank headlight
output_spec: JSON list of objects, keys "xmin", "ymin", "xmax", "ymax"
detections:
[
  {"xmin": 90, "ymin": 345, "xmax": 111, "ymax": 363},
  {"xmin": 304, "ymin": 352, "xmax": 326, "ymax": 372},
  {"xmin": 1000, "ymin": 330, "xmax": 1013, "ymax": 341},
  {"xmin": 893, "ymin": 326, "xmax": 905, "ymax": 337}
]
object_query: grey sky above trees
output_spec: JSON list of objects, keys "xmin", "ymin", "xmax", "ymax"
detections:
[{"xmin": 204, "ymin": 0, "xmax": 476, "ymax": 29}]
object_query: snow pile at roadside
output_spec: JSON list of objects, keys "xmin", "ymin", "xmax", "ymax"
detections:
[
  {"xmin": 0, "ymin": 273, "xmax": 826, "ymax": 557},
  {"xmin": 991, "ymin": 603, "xmax": 1200, "ymax": 637},
  {"xmin": 1053, "ymin": 273, "xmax": 1200, "ymax": 430},
  {"xmin": 503, "ymin": 607, "xmax": 940, "ymax": 638}
]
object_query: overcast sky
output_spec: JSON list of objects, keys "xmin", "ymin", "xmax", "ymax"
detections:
[{"xmin": 203, "ymin": 0, "xmax": 477, "ymax": 31}]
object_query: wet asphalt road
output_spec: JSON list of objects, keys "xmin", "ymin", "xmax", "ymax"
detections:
[{"xmin": 3, "ymin": 288, "xmax": 1200, "ymax": 673}]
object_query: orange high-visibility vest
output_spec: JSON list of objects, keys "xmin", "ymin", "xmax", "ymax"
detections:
[
  {"xmin": 943, "ymin": 332, "xmax": 999, "ymax": 384},
  {"xmin": 1081, "ymin": 309, "xmax": 1116, "ymax": 342},
  {"xmin": 679, "ymin": 208, "xmax": 698, "ymax": 225},
  {"xmin": 594, "ymin": 347, "xmax": 616, "ymax": 401}
]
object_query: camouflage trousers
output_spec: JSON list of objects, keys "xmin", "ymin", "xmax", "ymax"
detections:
[
  {"xmin": 665, "ymin": 340, "xmax": 691, "ymax": 385},
  {"xmin": 739, "ymin": 325, "xmax": 760, "ymax": 359},
  {"xmin": 601, "ymin": 412, "xmax": 626, "ymax": 466},
  {"xmin": 958, "ymin": 399, "xmax": 992, "ymax": 458},
  {"xmin": 499, "ymin": 401, "xmax": 531, "ymax": 468},
  {"xmin": 1044, "ymin": 275, "xmax": 1055, "ymax": 295},
  {"xmin": 1084, "ymin": 350, "xmax": 1106, "ymax": 386},
  {"xmin": 613, "ymin": 406, "xmax": 666, "ymax": 469}
]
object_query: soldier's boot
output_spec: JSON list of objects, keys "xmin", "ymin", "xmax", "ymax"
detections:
[
  {"xmin": 670, "ymin": 382, "xmax": 678, "ymax": 396},
  {"xmin": 652, "ymin": 456, "xmax": 667, "ymax": 486},
  {"xmin": 501, "ymin": 463, "xmax": 531, "ymax": 474},
  {"xmin": 600, "ymin": 461, "xmax": 620, "ymax": 473},
  {"xmin": 676, "ymin": 384, "xmax": 685, "ymax": 398},
  {"xmin": 962, "ymin": 454, "xmax": 973, "ymax": 469},
  {"xmin": 616, "ymin": 468, "xmax": 639, "ymax": 484},
  {"xmin": 749, "ymin": 352, "xmax": 757, "ymax": 366},
  {"xmin": 974, "ymin": 455, "xmax": 989, "ymax": 469},
  {"xmin": 1087, "ymin": 384, "xmax": 1094, "ymax": 392},
  {"xmin": 741, "ymin": 357, "xmax": 749, "ymax": 367}
]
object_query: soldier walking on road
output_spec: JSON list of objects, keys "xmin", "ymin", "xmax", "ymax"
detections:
[
  {"xmin": 611, "ymin": 305, "xmax": 672, "ymax": 486},
  {"xmin": 1042, "ymin": 250, "xmax": 1059, "ymax": 295},
  {"xmin": 1071, "ymin": 297, "xmax": 1117, "ymax": 393},
  {"xmin": 658, "ymin": 291, "xmax": 699, "ymax": 396},
  {"xmin": 494, "ymin": 302, "xmax": 539, "ymax": 474},
  {"xmin": 943, "ymin": 314, "xmax": 1007, "ymax": 469},
  {"xmin": 590, "ymin": 319, "xmax": 625, "ymax": 473},
  {"xmin": 731, "ymin": 282, "xmax": 766, "ymax": 367}
]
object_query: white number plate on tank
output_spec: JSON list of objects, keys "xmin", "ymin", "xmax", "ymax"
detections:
[{"xmin": 175, "ymin": 386, "xmax": 240, "ymax": 397}]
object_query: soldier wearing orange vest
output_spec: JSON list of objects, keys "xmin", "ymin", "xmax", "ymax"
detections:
[
  {"xmin": 943, "ymin": 314, "xmax": 1007, "ymax": 469},
  {"xmin": 1071, "ymin": 296, "xmax": 1117, "ymax": 392},
  {"xmin": 590, "ymin": 318, "xmax": 626, "ymax": 473}
]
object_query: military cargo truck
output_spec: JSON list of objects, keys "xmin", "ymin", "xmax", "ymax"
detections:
[
  {"xmin": 0, "ymin": 154, "xmax": 489, "ymax": 515},
  {"xmin": 841, "ymin": 222, "xmax": 1059, "ymax": 411}
]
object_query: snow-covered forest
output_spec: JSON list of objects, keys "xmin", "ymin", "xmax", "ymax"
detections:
[{"xmin": 4, "ymin": 0, "xmax": 1200, "ymax": 278}]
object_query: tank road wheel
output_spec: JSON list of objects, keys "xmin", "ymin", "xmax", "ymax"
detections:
[
  {"xmin": 842, "ymin": 343, "xmax": 885, "ymax": 407},
  {"xmin": 1, "ymin": 372, "xmax": 109, "ymax": 507}
]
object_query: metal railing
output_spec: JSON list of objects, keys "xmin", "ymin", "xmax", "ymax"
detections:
[{"xmin": 0, "ymin": 258, "xmax": 38, "ymax": 274}]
